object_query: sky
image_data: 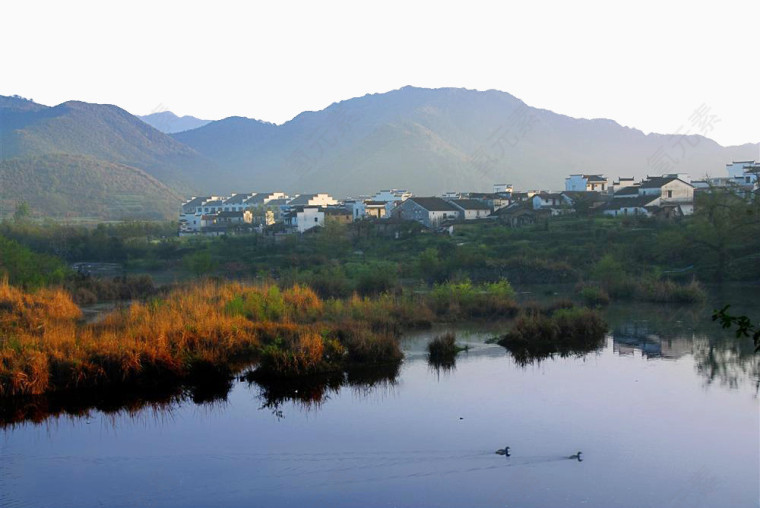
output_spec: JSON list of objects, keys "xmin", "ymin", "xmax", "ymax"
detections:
[{"xmin": 2, "ymin": 0, "xmax": 758, "ymax": 147}]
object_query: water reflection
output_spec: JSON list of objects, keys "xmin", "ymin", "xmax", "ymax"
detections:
[
  {"xmin": 245, "ymin": 364, "xmax": 400, "ymax": 416},
  {"xmin": 2, "ymin": 298, "xmax": 757, "ymax": 427},
  {"xmin": 604, "ymin": 301, "xmax": 760, "ymax": 392}
]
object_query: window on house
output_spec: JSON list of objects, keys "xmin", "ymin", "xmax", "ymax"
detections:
[
  {"xmin": 314, "ymin": 217, "xmax": 318, "ymax": 222},
  {"xmin": 667, "ymin": 190, "xmax": 673, "ymax": 198}
]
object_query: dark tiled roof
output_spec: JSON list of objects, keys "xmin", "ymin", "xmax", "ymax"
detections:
[
  {"xmin": 324, "ymin": 207, "xmax": 351, "ymax": 216},
  {"xmin": 451, "ymin": 199, "xmax": 491, "ymax": 210},
  {"xmin": 613, "ymin": 187, "xmax": 640, "ymax": 197},
  {"xmin": 182, "ymin": 196, "xmax": 210, "ymax": 212},
  {"xmin": 217, "ymin": 211, "xmax": 246, "ymax": 218},
  {"xmin": 288, "ymin": 194, "xmax": 317, "ymax": 206},
  {"xmin": 223, "ymin": 193, "xmax": 253, "ymax": 205},
  {"xmin": 534, "ymin": 192, "xmax": 563, "ymax": 200},
  {"xmin": 601, "ymin": 195, "xmax": 659, "ymax": 210},
  {"xmin": 408, "ymin": 197, "xmax": 460, "ymax": 212},
  {"xmin": 639, "ymin": 176, "xmax": 691, "ymax": 189},
  {"xmin": 583, "ymin": 174, "xmax": 607, "ymax": 182}
]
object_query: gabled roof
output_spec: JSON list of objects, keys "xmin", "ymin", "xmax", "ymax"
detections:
[
  {"xmin": 613, "ymin": 186, "xmax": 640, "ymax": 197},
  {"xmin": 640, "ymin": 176, "xmax": 693, "ymax": 189},
  {"xmin": 450, "ymin": 199, "xmax": 491, "ymax": 211},
  {"xmin": 288, "ymin": 194, "xmax": 318, "ymax": 206},
  {"xmin": 583, "ymin": 174, "xmax": 607, "ymax": 182},
  {"xmin": 223, "ymin": 193, "xmax": 253, "ymax": 205},
  {"xmin": 601, "ymin": 195, "xmax": 659, "ymax": 210},
  {"xmin": 182, "ymin": 196, "xmax": 210, "ymax": 212},
  {"xmin": 202, "ymin": 200, "xmax": 224, "ymax": 207},
  {"xmin": 408, "ymin": 197, "xmax": 460, "ymax": 212},
  {"xmin": 243, "ymin": 193, "xmax": 269, "ymax": 205}
]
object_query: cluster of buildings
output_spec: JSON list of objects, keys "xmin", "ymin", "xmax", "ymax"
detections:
[{"xmin": 178, "ymin": 161, "xmax": 759, "ymax": 235}]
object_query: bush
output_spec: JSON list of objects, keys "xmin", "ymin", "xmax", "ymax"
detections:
[
  {"xmin": 578, "ymin": 285, "xmax": 611, "ymax": 306},
  {"xmin": 498, "ymin": 306, "xmax": 607, "ymax": 364},
  {"xmin": 428, "ymin": 279, "xmax": 517, "ymax": 318}
]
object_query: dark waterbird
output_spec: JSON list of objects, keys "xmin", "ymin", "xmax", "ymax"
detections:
[
  {"xmin": 495, "ymin": 446, "xmax": 510, "ymax": 457},
  {"xmin": 568, "ymin": 451, "xmax": 583, "ymax": 461}
]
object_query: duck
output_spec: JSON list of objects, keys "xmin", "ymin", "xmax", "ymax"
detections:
[
  {"xmin": 568, "ymin": 451, "xmax": 583, "ymax": 461},
  {"xmin": 495, "ymin": 446, "xmax": 510, "ymax": 457}
]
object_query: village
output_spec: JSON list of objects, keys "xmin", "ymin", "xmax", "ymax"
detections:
[{"xmin": 178, "ymin": 160, "xmax": 759, "ymax": 235}]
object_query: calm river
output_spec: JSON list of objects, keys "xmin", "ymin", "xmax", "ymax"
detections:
[{"xmin": 1, "ymin": 292, "xmax": 758, "ymax": 507}]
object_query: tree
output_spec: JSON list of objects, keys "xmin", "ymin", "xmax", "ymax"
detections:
[
  {"xmin": 688, "ymin": 188, "xmax": 760, "ymax": 282},
  {"xmin": 713, "ymin": 305, "xmax": 760, "ymax": 352},
  {"xmin": 13, "ymin": 201, "xmax": 31, "ymax": 221}
]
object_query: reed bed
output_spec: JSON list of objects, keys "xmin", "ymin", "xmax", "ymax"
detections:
[{"xmin": 1, "ymin": 277, "xmax": 524, "ymax": 397}]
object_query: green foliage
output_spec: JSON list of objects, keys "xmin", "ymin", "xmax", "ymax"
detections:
[
  {"xmin": 13, "ymin": 201, "xmax": 31, "ymax": 221},
  {"xmin": 429, "ymin": 279, "xmax": 517, "ymax": 318},
  {"xmin": 713, "ymin": 305, "xmax": 760, "ymax": 352},
  {"xmin": 183, "ymin": 250, "xmax": 217, "ymax": 277},
  {"xmin": 0, "ymin": 235, "xmax": 68, "ymax": 288},
  {"xmin": 0, "ymin": 154, "xmax": 182, "ymax": 220}
]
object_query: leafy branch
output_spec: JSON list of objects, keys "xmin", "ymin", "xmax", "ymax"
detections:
[{"xmin": 712, "ymin": 305, "xmax": 760, "ymax": 352}]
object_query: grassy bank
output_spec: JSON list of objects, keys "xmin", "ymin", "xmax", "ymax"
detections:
[{"xmin": 0, "ymin": 278, "xmax": 521, "ymax": 397}]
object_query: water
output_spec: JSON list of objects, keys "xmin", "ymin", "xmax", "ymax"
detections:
[{"xmin": 1, "ymin": 300, "xmax": 758, "ymax": 508}]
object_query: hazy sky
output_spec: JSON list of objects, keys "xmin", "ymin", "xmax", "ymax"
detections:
[{"xmin": 2, "ymin": 0, "xmax": 758, "ymax": 147}]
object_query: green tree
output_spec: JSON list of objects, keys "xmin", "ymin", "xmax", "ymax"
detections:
[
  {"xmin": 13, "ymin": 201, "xmax": 31, "ymax": 221},
  {"xmin": 688, "ymin": 189, "xmax": 760, "ymax": 282}
]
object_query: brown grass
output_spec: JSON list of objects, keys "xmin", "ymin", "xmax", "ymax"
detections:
[{"xmin": 0, "ymin": 280, "xmax": 418, "ymax": 397}]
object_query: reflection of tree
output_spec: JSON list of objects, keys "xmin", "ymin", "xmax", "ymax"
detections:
[{"xmin": 693, "ymin": 339, "xmax": 760, "ymax": 394}]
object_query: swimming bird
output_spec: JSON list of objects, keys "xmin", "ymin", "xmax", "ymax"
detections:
[
  {"xmin": 495, "ymin": 446, "xmax": 510, "ymax": 457},
  {"xmin": 568, "ymin": 451, "xmax": 582, "ymax": 461}
]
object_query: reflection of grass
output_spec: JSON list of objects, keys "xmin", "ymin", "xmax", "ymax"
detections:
[{"xmin": 498, "ymin": 306, "xmax": 607, "ymax": 365}]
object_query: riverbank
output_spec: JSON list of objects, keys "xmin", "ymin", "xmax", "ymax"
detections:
[{"xmin": 0, "ymin": 278, "xmax": 527, "ymax": 397}]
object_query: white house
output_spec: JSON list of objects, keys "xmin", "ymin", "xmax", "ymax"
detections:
[
  {"xmin": 294, "ymin": 206, "xmax": 324, "ymax": 233},
  {"xmin": 639, "ymin": 176, "xmax": 694, "ymax": 215},
  {"xmin": 565, "ymin": 174, "xmax": 609, "ymax": 192},
  {"xmin": 394, "ymin": 197, "xmax": 461, "ymax": 227},
  {"xmin": 726, "ymin": 161, "xmax": 759, "ymax": 189},
  {"xmin": 371, "ymin": 189, "xmax": 413, "ymax": 202},
  {"xmin": 289, "ymin": 193, "xmax": 338, "ymax": 207},
  {"xmin": 532, "ymin": 192, "xmax": 565, "ymax": 210}
]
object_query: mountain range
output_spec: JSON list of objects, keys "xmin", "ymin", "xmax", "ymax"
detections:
[
  {"xmin": 1, "ymin": 88, "xmax": 757, "ymax": 220},
  {"xmin": 138, "ymin": 111, "xmax": 211, "ymax": 134}
]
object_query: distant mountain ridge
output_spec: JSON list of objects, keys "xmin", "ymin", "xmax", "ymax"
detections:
[
  {"xmin": 1, "ymin": 88, "xmax": 757, "ymax": 219},
  {"xmin": 138, "ymin": 111, "xmax": 211, "ymax": 134},
  {"xmin": 172, "ymin": 86, "xmax": 759, "ymax": 196}
]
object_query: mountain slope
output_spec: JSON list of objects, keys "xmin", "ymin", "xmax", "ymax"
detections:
[
  {"xmin": 0, "ymin": 97, "xmax": 215, "ymax": 193},
  {"xmin": 139, "ymin": 111, "xmax": 211, "ymax": 134},
  {"xmin": 0, "ymin": 154, "xmax": 182, "ymax": 220},
  {"xmin": 175, "ymin": 86, "xmax": 759, "ymax": 195}
]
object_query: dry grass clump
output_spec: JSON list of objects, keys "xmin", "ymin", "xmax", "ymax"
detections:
[{"xmin": 0, "ymin": 280, "xmax": 418, "ymax": 397}]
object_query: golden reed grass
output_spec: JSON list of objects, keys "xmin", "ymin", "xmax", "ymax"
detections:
[{"xmin": 0, "ymin": 279, "xmax": 414, "ymax": 397}]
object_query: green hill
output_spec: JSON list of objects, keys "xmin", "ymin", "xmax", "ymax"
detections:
[
  {"xmin": 0, "ymin": 98, "xmax": 215, "ymax": 193},
  {"xmin": 0, "ymin": 154, "xmax": 182, "ymax": 220}
]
